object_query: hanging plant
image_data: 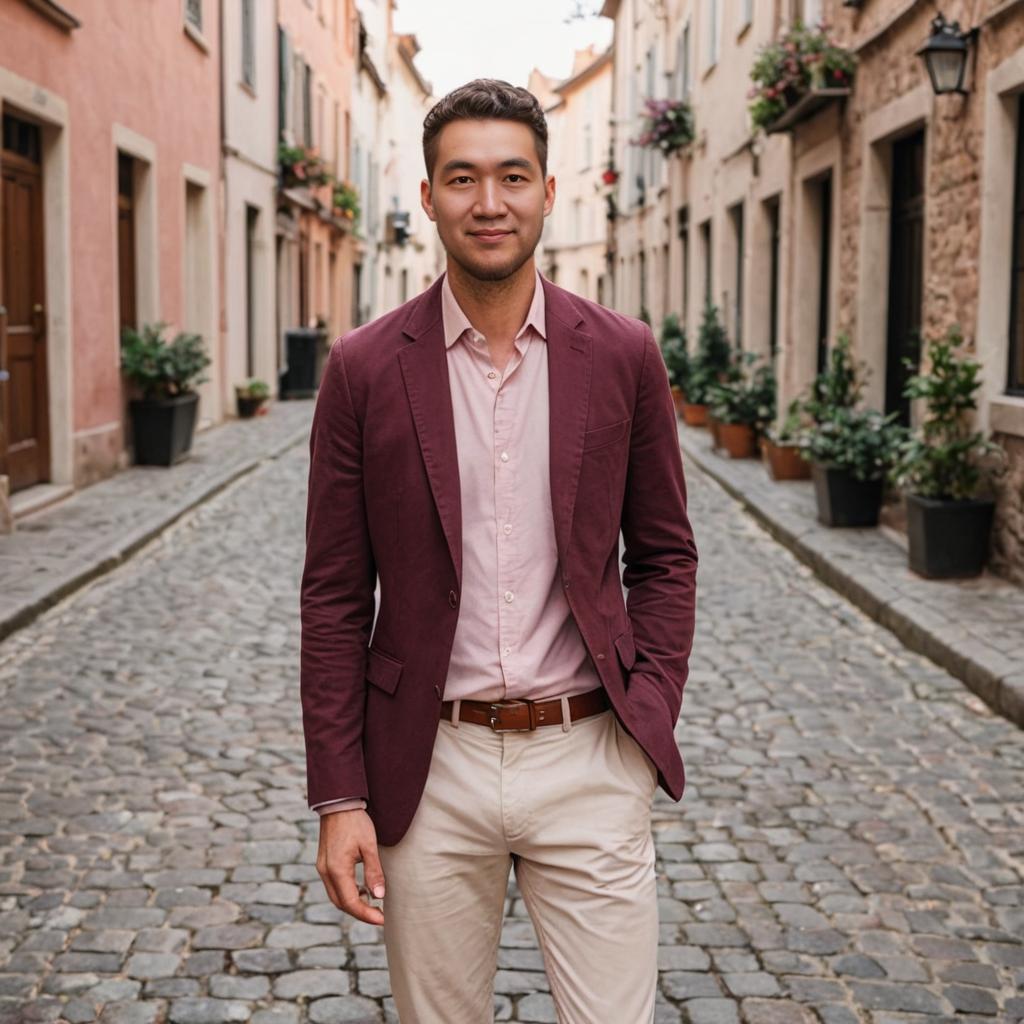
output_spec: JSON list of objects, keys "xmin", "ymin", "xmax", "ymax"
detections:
[
  {"xmin": 630, "ymin": 97, "xmax": 696, "ymax": 157},
  {"xmin": 278, "ymin": 142, "xmax": 332, "ymax": 190},
  {"xmin": 331, "ymin": 180, "xmax": 361, "ymax": 226},
  {"xmin": 747, "ymin": 21, "xmax": 857, "ymax": 132}
]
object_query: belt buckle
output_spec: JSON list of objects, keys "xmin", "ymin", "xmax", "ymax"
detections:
[{"xmin": 488, "ymin": 699, "xmax": 537, "ymax": 732}]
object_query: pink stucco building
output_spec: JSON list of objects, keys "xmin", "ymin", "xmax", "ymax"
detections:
[{"xmin": 0, "ymin": 0, "xmax": 222, "ymax": 510}]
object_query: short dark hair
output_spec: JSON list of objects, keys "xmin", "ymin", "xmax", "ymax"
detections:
[{"xmin": 422, "ymin": 78, "xmax": 549, "ymax": 185}]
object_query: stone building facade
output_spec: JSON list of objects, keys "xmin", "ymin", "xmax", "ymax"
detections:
[
  {"xmin": 600, "ymin": 0, "xmax": 1024, "ymax": 583},
  {"xmin": 538, "ymin": 45, "xmax": 614, "ymax": 306}
]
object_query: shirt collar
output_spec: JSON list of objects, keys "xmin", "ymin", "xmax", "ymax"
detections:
[{"xmin": 441, "ymin": 266, "xmax": 547, "ymax": 349}]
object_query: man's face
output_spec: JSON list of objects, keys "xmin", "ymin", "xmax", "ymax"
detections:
[{"xmin": 421, "ymin": 118, "xmax": 555, "ymax": 282}]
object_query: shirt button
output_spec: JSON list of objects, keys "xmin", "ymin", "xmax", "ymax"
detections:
[
  {"xmin": 448, "ymin": 590, "xmax": 458, "ymax": 607},
  {"xmin": 504, "ymin": 590, "xmax": 514, "ymax": 603},
  {"xmin": 503, "ymin": 647, "xmax": 511, "ymax": 655},
  {"xmin": 597, "ymin": 653, "xmax": 605, "ymax": 660},
  {"xmin": 500, "ymin": 452, "xmax": 509, "ymax": 462},
  {"xmin": 503, "ymin": 524, "xmax": 512, "ymax": 535},
  {"xmin": 487, "ymin": 371, "xmax": 497, "ymax": 379}
]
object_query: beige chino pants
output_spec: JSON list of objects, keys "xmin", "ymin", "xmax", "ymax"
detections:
[{"xmin": 378, "ymin": 699, "xmax": 660, "ymax": 1024}]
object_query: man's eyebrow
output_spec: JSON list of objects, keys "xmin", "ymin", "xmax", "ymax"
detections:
[{"xmin": 439, "ymin": 157, "xmax": 535, "ymax": 175}]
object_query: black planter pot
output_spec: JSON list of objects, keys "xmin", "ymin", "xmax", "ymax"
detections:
[
  {"xmin": 236, "ymin": 395, "xmax": 266, "ymax": 418},
  {"xmin": 905, "ymin": 493, "xmax": 995, "ymax": 579},
  {"xmin": 811, "ymin": 462, "xmax": 884, "ymax": 528},
  {"xmin": 129, "ymin": 392, "xmax": 199, "ymax": 466}
]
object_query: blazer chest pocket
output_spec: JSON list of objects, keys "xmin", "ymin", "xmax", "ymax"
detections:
[
  {"xmin": 365, "ymin": 646, "xmax": 404, "ymax": 695},
  {"xmin": 582, "ymin": 416, "xmax": 630, "ymax": 452}
]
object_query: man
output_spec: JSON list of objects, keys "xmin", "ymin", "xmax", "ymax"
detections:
[{"xmin": 300, "ymin": 79, "xmax": 698, "ymax": 1022}]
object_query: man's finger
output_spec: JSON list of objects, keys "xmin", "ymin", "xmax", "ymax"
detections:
[{"xmin": 336, "ymin": 861, "xmax": 384, "ymax": 926}]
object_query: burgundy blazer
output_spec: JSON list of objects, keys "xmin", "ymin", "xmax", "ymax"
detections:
[{"xmin": 300, "ymin": 271, "xmax": 698, "ymax": 847}]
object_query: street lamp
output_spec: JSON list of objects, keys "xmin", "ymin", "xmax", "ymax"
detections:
[{"xmin": 917, "ymin": 14, "xmax": 971, "ymax": 96}]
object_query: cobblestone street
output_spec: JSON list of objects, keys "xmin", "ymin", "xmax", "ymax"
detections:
[{"xmin": 1, "ymin": 436, "xmax": 1022, "ymax": 1024}]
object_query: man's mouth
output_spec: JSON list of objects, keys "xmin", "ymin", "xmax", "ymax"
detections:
[{"xmin": 471, "ymin": 230, "xmax": 513, "ymax": 240}]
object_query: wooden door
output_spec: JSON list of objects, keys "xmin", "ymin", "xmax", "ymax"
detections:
[
  {"xmin": 1, "ymin": 111, "xmax": 50, "ymax": 492},
  {"xmin": 885, "ymin": 131, "xmax": 925, "ymax": 426}
]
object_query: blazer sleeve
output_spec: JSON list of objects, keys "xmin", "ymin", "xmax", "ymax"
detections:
[
  {"xmin": 619, "ymin": 322, "xmax": 699, "ymax": 727},
  {"xmin": 300, "ymin": 338, "xmax": 377, "ymax": 810}
]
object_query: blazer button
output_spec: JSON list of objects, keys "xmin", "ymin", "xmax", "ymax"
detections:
[{"xmin": 448, "ymin": 589, "xmax": 458, "ymax": 607}]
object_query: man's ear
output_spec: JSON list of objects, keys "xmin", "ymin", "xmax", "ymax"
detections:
[{"xmin": 420, "ymin": 178, "xmax": 435, "ymax": 222}]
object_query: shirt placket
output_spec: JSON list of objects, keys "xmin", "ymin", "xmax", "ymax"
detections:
[{"xmin": 490, "ymin": 336, "xmax": 528, "ymax": 699}]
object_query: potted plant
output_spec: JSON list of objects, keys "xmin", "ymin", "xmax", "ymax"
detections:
[
  {"xmin": 630, "ymin": 97, "xmax": 696, "ymax": 157},
  {"xmin": 762, "ymin": 398, "xmax": 812, "ymax": 480},
  {"xmin": 121, "ymin": 321, "xmax": 211, "ymax": 466},
  {"xmin": 683, "ymin": 303, "xmax": 732, "ymax": 428},
  {"xmin": 278, "ymin": 142, "xmax": 332, "ymax": 191},
  {"xmin": 235, "ymin": 377, "xmax": 271, "ymax": 418},
  {"xmin": 747, "ymin": 21, "xmax": 857, "ymax": 133},
  {"xmin": 796, "ymin": 336, "xmax": 903, "ymax": 526},
  {"xmin": 659, "ymin": 313, "xmax": 690, "ymax": 416},
  {"xmin": 891, "ymin": 327, "xmax": 1006, "ymax": 578},
  {"xmin": 707, "ymin": 353, "xmax": 776, "ymax": 459},
  {"xmin": 331, "ymin": 179, "xmax": 360, "ymax": 228},
  {"xmin": 802, "ymin": 408, "xmax": 903, "ymax": 527}
]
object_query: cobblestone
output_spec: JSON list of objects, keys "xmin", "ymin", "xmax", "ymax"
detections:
[{"xmin": 0, "ymin": 424, "xmax": 1021, "ymax": 1019}]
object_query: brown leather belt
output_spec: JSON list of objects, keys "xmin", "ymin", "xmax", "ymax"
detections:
[{"xmin": 440, "ymin": 687, "xmax": 610, "ymax": 732}]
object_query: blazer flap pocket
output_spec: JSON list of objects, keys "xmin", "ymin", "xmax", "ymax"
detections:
[
  {"xmin": 582, "ymin": 416, "xmax": 630, "ymax": 452},
  {"xmin": 613, "ymin": 629, "xmax": 636, "ymax": 671},
  {"xmin": 365, "ymin": 646, "xmax": 404, "ymax": 695}
]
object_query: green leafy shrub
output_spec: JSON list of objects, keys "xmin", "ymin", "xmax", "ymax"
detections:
[
  {"xmin": 121, "ymin": 322, "xmax": 210, "ymax": 399},
  {"xmin": 801, "ymin": 406, "xmax": 904, "ymax": 482},
  {"xmin": 891, "ymin": 327, "xmax": 1005, "ymax": 500},
  {"xmin": 686, "ymin": 303, "xmax": 733, "ymax": 405},
  {"xmin": 659, "ymin": 313, "xmax": 690, "ymax": 392},
  {"xmin": 707, "ymin": 352, "xmax": 776, "ymax": 431}
]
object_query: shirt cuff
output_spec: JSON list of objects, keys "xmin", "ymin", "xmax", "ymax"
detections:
[{"xmin": 313, "ymin": 797, "xmax": 368, "ymax": 816}]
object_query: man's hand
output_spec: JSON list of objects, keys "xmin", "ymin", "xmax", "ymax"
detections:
[{"xmin": 316, "ymin": 809, "xmax": 386, "ymax": 925}]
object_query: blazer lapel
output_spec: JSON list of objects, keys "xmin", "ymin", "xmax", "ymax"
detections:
[
  {"xmin": 541, "ymin": 275, "xmax": 593, "ymax": 565},
  {"xmin": 398, "ymin": 275, "xmax": 463, "ymax": 588}
]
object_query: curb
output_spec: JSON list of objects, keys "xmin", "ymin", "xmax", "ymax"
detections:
[
  {"xmin": 677, "ymin": 422, "xmax": 1024, "ymax": 731},
  {"xmin": 0, "ymin": 424, "xmax": 310, "ymax": 645}
]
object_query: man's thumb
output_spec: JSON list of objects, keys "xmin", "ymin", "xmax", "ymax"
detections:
[{"xmin": 363, "ymin": 845, "xmax": 386, "ymax": 899}]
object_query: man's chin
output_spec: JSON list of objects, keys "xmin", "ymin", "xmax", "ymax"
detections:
[{"xmin": 448, "ymin": 249, "xmax": 532, "ymax": 283}]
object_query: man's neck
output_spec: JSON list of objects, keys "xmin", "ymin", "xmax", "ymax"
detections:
[{"xmin": 445, "ymin": 258, "xmax": 538, "ymax": 347}]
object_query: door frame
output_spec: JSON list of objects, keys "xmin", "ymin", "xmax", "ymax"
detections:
[{"xmin": 0, "ymin": 70, "xmax": 73, "ymax": 489}]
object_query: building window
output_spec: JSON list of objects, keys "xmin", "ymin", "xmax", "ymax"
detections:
[
  {"xmin": 701, "ymin": 218, "xmax": 713, "ymax": 307},
  {"xmin": 707, "ymin": 0, "xmax": 719, "ymax": 67},
  {"xmin": 677, "ymin": 24, "xmax": 691, "ymax": 99},
  {"xmin": 241, "ymin": 0, "xmax": 255, "ymax": 88},
  {"xmin": 729, "ymin": 202, "xmax": 744, "ymax": 348},
  {"xmin": 303, "ymin": 63, "xmax": 313, "ymax": 147},
  {"xmin": 278, "ymin": 27, "xmax": 290, "ymax": 140},
  {"xmin": 816, "ymin": 172, "xmax": 833, "ymax": 375},
  {"xmin": 185, "ymin": 0, "xmax": 202, "ymax": 31},
  {"xmin": 1009, "ymin": 95, "xmax": 1024, "ymax": 394},
  {"xmin": 766, "ymin": 196, "xmax": 781, "ymax": 359},
  {"xmin": 678, "ymin": 205, "xmax": 690, "ymax": 327},
  {"xmin": 740, "ymin": 0, "xmax": 753, "ymax": 30}
]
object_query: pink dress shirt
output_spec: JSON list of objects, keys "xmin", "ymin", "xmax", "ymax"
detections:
[{"xmin": 315, "ymin": 267, "xmax": 603, "ymax": 816}]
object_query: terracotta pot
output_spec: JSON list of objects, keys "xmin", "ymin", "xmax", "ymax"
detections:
[
  {"xmin": 717, "ymin": 422, "xmax": 758, "ymax": 459},
  {"xmin": 670, "ymin": 386, "xmax": 686, "ymax": 416},
  {"xmin": 761, "ymin": 438, "xmax": 811, "ymax": 481},
  {"xmin": 681, "ymin": 402, "xmax": 708, "ymax": 427}
]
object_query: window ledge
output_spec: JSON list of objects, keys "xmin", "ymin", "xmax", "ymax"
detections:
[
  {"xmin": 23, "ymin": 0, "xmax": 81, "ymax": 31},
  {"xmin": 989, "ymin": 395, "xmax": 1024, "ymax": 438},
  {"xmin": 239, "ymin": 80, "xmax": 257, "ymax": 98},
  {"xmin": 184, "ymin": 19, "xmax": 210, "ymax": 54}
]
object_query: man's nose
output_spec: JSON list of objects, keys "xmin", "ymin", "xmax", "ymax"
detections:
[{"xmin": 474, "ymin": 180, "xmax": 506, "ymax": 216}]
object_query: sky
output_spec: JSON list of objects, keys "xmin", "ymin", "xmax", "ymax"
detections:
[{"xmin": 391, "ymin": 0, "xmax": 614, "ymax": 98}]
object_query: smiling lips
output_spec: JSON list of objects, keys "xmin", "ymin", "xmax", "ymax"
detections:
[{"xmin": 472, "ymin": 230, "xmax": 512, "ymax": 242}]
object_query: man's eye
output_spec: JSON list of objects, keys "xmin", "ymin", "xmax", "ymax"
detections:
[{"xmin": 507, "ymin": 175, "xmax": 524, "ymax": 182}]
